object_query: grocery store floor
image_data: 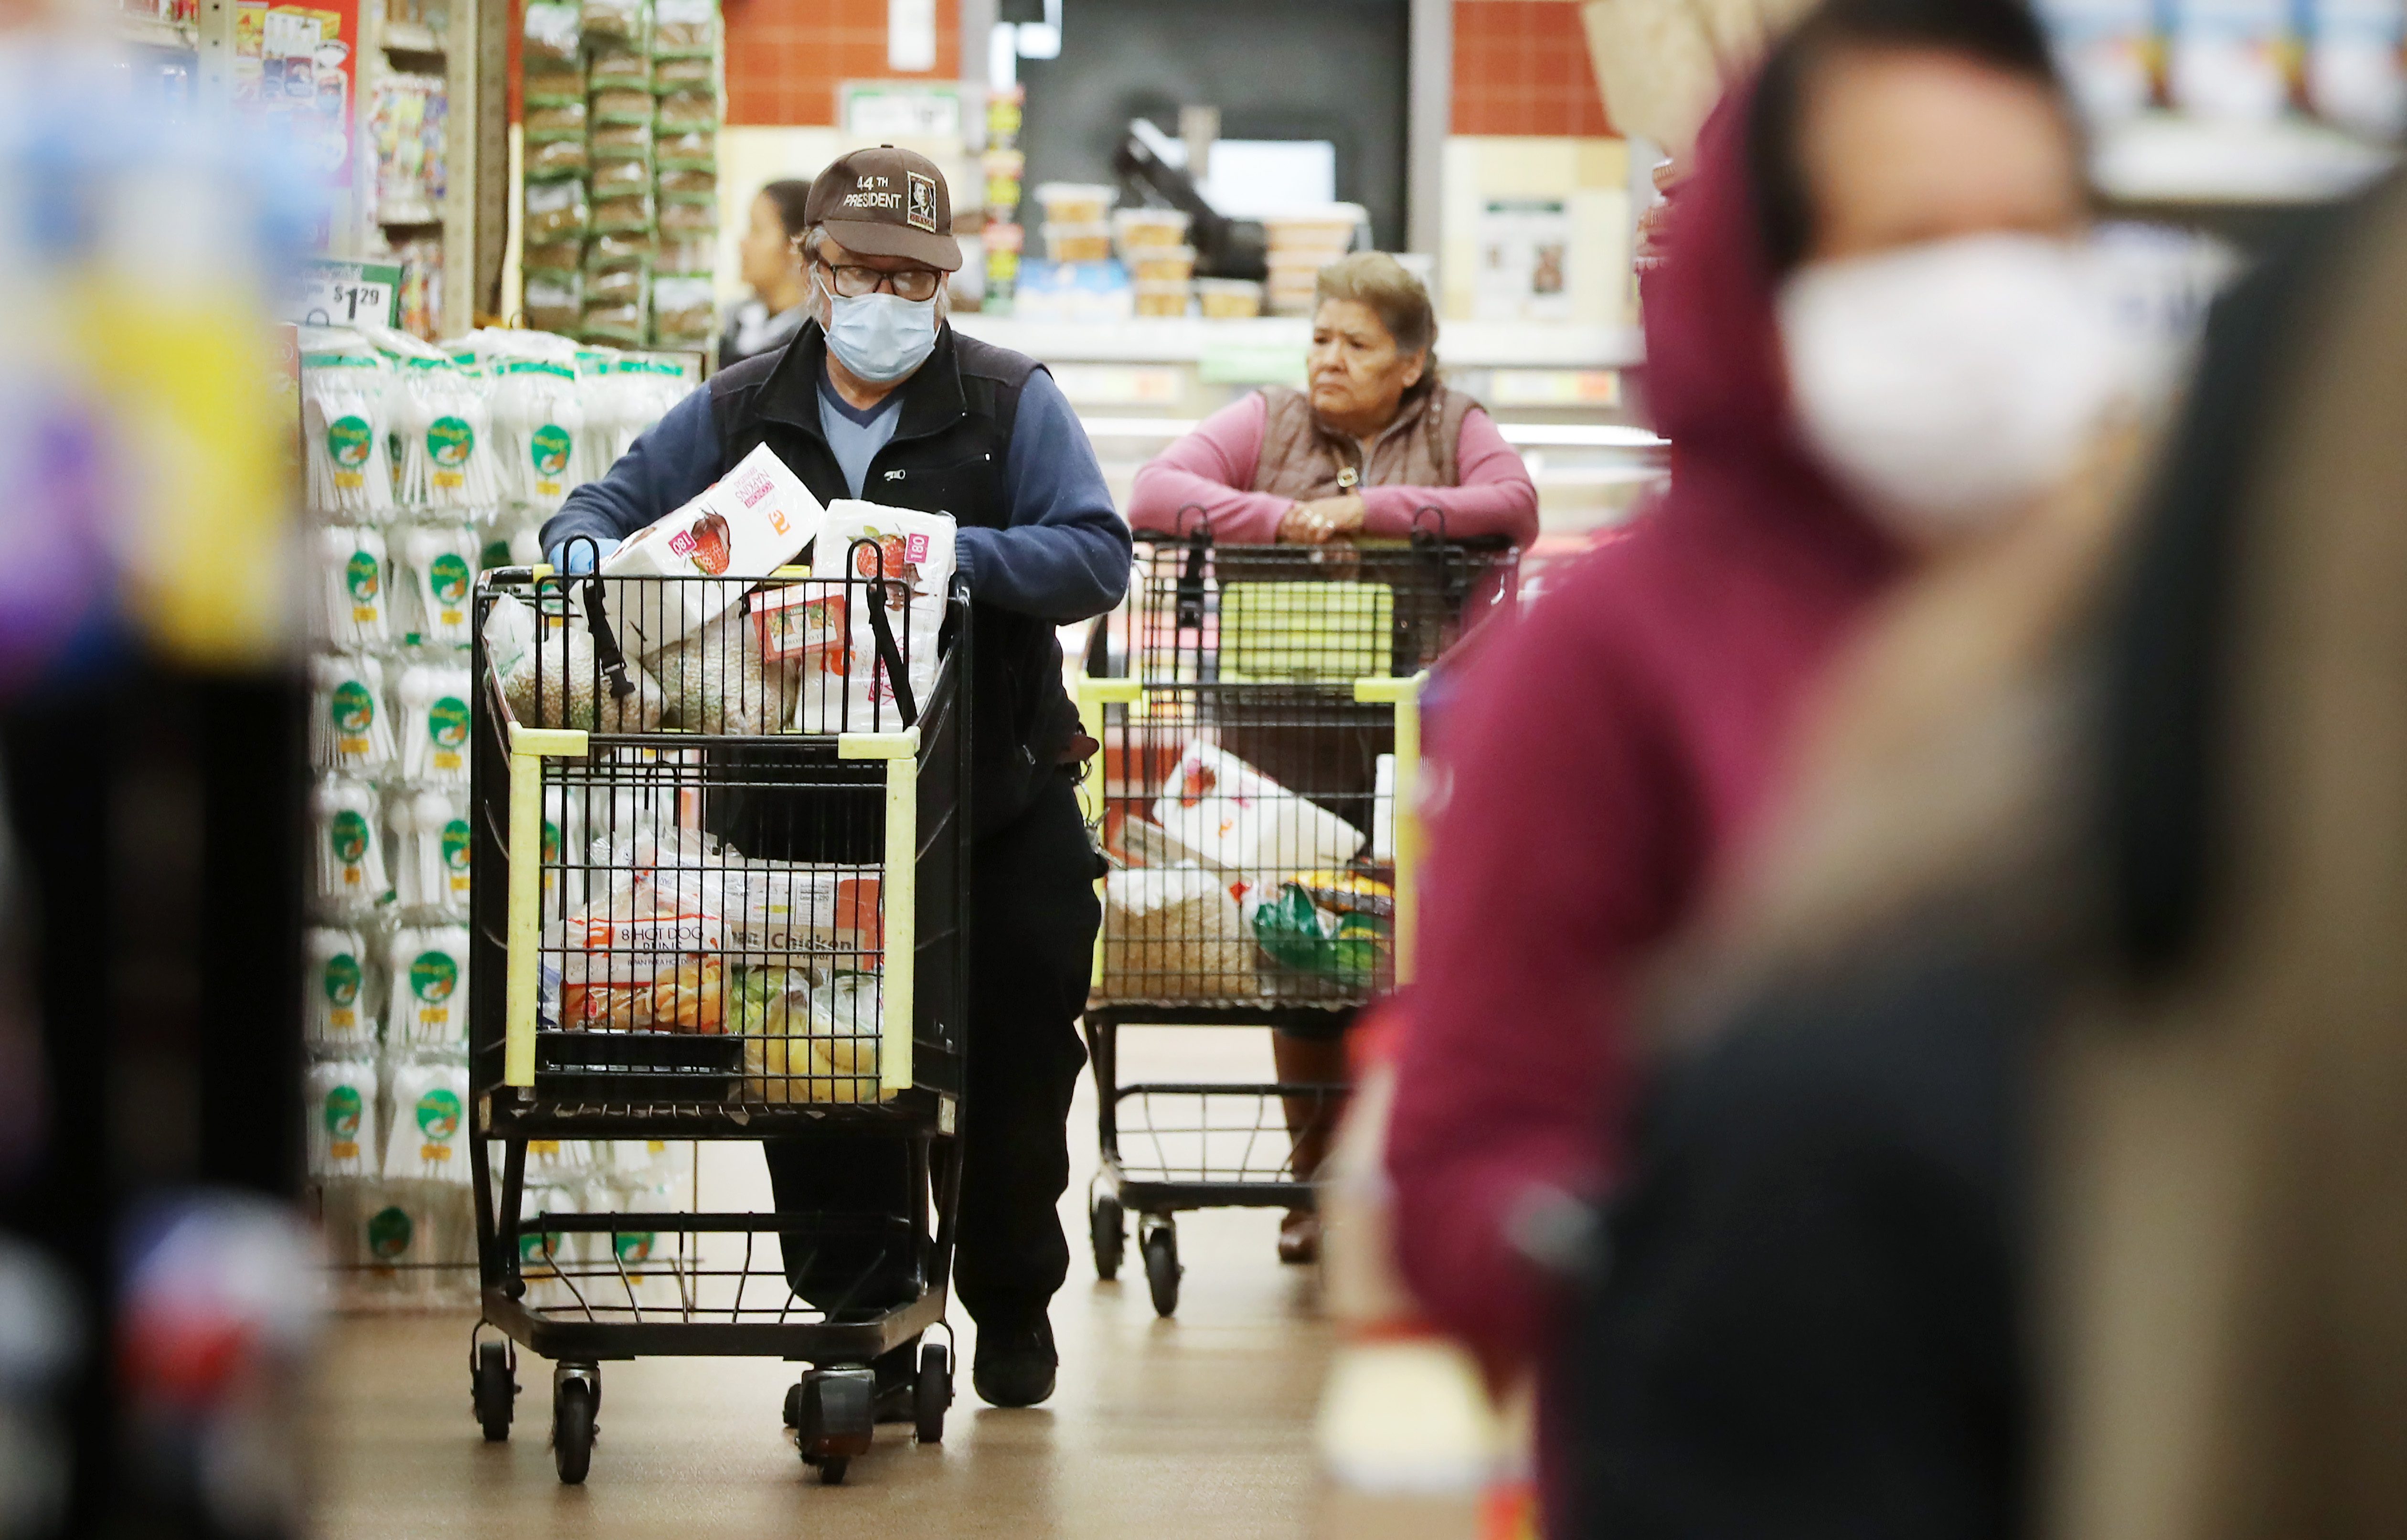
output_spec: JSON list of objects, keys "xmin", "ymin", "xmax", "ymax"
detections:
[{"xmin": 311, "ymin": 1028, "xmax": 1332, "ymax": 1540}]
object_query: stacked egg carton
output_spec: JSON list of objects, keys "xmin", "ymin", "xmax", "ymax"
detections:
[
  {"xmin": 1262, "ymin": 203, "xmax": 1370, "ymax": 316},
  {"xmin": 1114, "ymin": 206, "xmax": 1195, "ymax": 317}
]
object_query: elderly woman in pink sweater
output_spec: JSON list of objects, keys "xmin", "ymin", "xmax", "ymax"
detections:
[
  {"xmin": 1127, "ymin": 255, "xmax": 1536, "ymax": 1263},
  {"xmin": 1128, "ymin": 253, "xmax": 1539, "ymax": 549}
]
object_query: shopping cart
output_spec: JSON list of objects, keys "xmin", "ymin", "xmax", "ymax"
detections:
[
  {"xmin": 1077, "ymin": 517, "xmax": 1517, "ymax": 1315},
  {"xmin": 466, "ymin": 545, "xmax": 970, "ymax": 1486}
]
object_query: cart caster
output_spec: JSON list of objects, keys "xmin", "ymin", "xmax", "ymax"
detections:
[
  {"xmin": 1141, "ymin": 1218, "xmax": 1182, "ymax": 1318},
  {"xmin": 914, "ymin": 1342, "xmax": 952, "ymax": 1444},
  {"xmin": 552, "ymin": 1364, "xmax": 599, "ymax": 1485},
  {"xmin": 1090, "ymin": 1192, "xmax": 1125, "ymax": 1281},
  {"xmin": 471, "ymin": 1340, "xmax": 517, "ymax": 1443},
  {"xmin": 795, "ymin": 1367, "xmax": 875, "ymax": 1480}
]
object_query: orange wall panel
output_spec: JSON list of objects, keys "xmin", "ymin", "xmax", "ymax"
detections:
[
  {"xmin": 1453, "ymin": 0, "xmax": 1615, "ymax": 138},
  {"xmin": 724, "ymin": 0, "xmax": 961, "ymax": 127}
]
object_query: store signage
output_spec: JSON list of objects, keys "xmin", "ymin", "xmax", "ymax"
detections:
[
  {"xmin": 234, "ymin": 0, "xmax": 362, "ymax": 185},
  {"xmin": 1049, "ymin": 364, "xmax": 1184, "ymax": 407},
  {"xmin": 840, "ymin": 81, "xmax": 965, "ymax": 140},
  {"xmin": 282, "ymin": 259, "xmax": 404, "ymax": 328},
  {"xmin": 1198, "ymin": 339, "xmax": 1307, "ymax": 387},
  {"xmin": 1488, "ymin": 369, "xmax": 1621, "ymax": 408}
]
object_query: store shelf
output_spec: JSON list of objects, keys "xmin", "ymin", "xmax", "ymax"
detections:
[
  {"xmin": 1073, "ymin": 414, "xmax": 1661, "ymax": 448},
  {"xmin": 2093, "ymin": 112, "xmax": 2396, "ymax": 206},
  {"xmin": 381, "ymin": 21, "xmax": 444, "ymax": 53},
  {"xmin": 114, "ymin": 11, "xmax": 198, "ymax": 50},
  {"xmin": 952, "ymin": 315, "xmax": 1644, "ymax": 371}
]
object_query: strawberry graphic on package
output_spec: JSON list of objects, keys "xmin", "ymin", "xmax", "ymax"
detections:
[{"xmin": 599, "ymin": 444, "xmax": 825, "ymax": 658}]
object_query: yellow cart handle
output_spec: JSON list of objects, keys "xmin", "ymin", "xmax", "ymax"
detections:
[
  {"xmin": 841, "ymin": 729, "xmax": 921, "ymax": 1095},
  {"xmin": 504, "ymin": 725, "xmax": 588, "ymax": 1088},
  {"xmin": 1355, "ymin": 672, "xmax": 1428, "ymax": 986}
]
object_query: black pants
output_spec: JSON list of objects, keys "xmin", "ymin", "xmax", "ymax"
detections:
[{"xmin": 764, "ymin": 769, "xmax": 1099, "ymax": 1326}]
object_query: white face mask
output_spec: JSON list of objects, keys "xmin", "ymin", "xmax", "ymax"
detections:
[{"xmin": 1777, "ymin": 232, "xmax": 2139, "ymax": 544}]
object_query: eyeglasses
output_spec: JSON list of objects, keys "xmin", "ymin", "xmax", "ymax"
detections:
[{"xmin": 814, "ymin": 262, "xmax": 942, "ymax": 302}]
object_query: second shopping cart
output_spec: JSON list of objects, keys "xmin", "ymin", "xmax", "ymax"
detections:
[{"xmin": 1078, "ymin": 520, "xmax": 1517, "ymax": 1315}]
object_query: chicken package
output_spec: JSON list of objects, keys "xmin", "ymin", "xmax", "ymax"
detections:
[
  {"xmin": 397, "ymin": 523, "xmax": 478, "ymax": 648},
  {"xmin": 733, "ymin": 966, "xmax": 882, "ymax": 1104},
  {"xmin": 1148, "ymin": 742, "xmax": 1367, "ymax": 878},
  {"xmin": 599, "ymin": 442, "xmax": 824, "ymax": 656},
  {"xmin": 1098, "ymin": 867, "xmax": 1257, "ymax": 999},
  {"xmin": 383, "ymin": 1058, "xmax": 471, "ymax": 1183},
  {"xmin": 551, "ymin": 866, "xmax": 727, "ymax": 1031},
  {"xmin": 307, "ymin": 1055, "xmax": 382, "ymax": 1179},
  {"xmin": 319, "ymin": 525, "xmax": 390, "ymax": 650},
  {"xmin": 704, "ymin": 860, "xmax": 883, "ymax": 968},
  {"xmin": 311, "ymin": 653, "xmax": 395, "ymax": 774},
  {"xmin": 313, "ymin": 777, "xmax": 391, "ymax": 911},
  {"xmin": 497, "ymin": 607, "xmax": 666, "ymax": 734},
  {"xmin": 794, "ymin": 502, "xmax": 956, "ymax": 734},
  {"xmin": 307, "ymin": 926, "xmax": 373, "ymax": 1044},
  {"xmin": 392, "ymin": 786, "xmax": 472, "ymax": 913},
  {"xmin": 387, "ymin": 924, "xmax": 470, "ymax": 1046}
]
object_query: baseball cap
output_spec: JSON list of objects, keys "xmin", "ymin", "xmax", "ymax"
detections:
[{"xmin": 804, "ymin": 145, "xmax": 962, "ymax": 272}]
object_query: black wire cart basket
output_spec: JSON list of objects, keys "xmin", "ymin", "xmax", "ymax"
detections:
[
  {"xmin": 466, "ymin": 542, "xmax": 969, "ymax": 1486},
  {"xmin": 1076, "ymin": 517, "xmax": 1517, "ymax": 1315}
]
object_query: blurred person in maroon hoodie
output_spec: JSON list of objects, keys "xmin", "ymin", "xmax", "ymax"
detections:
[{"xmin": 1383, "ymin": 0, "xmax": 2113, "ymax": 1518}]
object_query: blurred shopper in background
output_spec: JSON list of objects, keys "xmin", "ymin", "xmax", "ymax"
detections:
[
  {"xmin": 718, "ymin": 177, "xmax": 812, "ymax": 370},
  {"xmin": 2047, "ymin": 188, "xmax": 2407, "ymax": 1540},
  {"xmin": 1384, "ymin": 0, "xmax": 2129, "ymax": 1522},
  {"xmin": 1128, "ymin": 252, "xmax": 1534, "ymax": 1264}
]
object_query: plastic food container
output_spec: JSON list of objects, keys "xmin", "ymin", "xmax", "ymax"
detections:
[
  {"xmin": 1264, "ymin": 203, "xmax": 1369, "ymax": 253},
  {"xmin": 1127, "ymin": 245, "xmax": 1196, "ymax": 282},
  {"xmin": 1194, "ymin": 277, "xmax": 1263, "ymax": 319},
  {"xmin": 1133, "ymin": 280, "xmax": 1190, "ymax": 317},
  {"xmin": 1041, "ymin": 221, "xmax": 1114, "ymax": 264},
  {"xmin": 1113, "ymin": 206, "xmax": 1191, "ymax": 251},
  {"xmin": 1034, "ymin": 182, "xmax": 1115, "ymax": 224}
]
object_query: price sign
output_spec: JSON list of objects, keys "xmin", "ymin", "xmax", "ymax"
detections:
[{"xmin": 282, "ymin": 259, "xmax": 403, "ymax": 328}]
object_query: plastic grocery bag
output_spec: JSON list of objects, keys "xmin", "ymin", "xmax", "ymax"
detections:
[
  {"xmin": 307, "ymin": 926, "xmax": 373, "ymax": 1044},
  {"xmin": 794, "ymin": 502, "xmax": 956, "ymax": 734},
  {"xmin": 1149, "ymin": 742, "xmax": 1366, "ymax": 876},
  {"xmin": 552, "ymin": 862, "xmax": 728, "ymax": 1031},
  {"xmin": 396, "ymin": 662, "xmax": 473, "ymax": 784},
  {"xmin": 1250, "ymin": 872, "xmax": 1395, "ymax": 994},
  {"xmin": 382, "ymin": 1058, "xmax": 470, "ymax": 1183},
  {"xmin": 313, "ymin": 777, "xmax": 391, "ymax": 911},
  {"xmin": 312, "ymin": 654, "xmax": 395, "ymax": 773},
  {"xmin": 734, "ymin": 966, "xmax": 881, "ymax": 1103},
  {"xmin": 387, "ymin": 924, "xmax": 470, "ymax": 1045},
  {"xmin": 308, "ymin": 1055, "xmax": 382, "ymax": 1179},
  {"xmin": 651, "ymin": 603, "xmax": 788, "ymax": 734},
  {"xmin": 1098, "ymin": 867, "xmax": 1256, "ymax": 999},
  {"xmin": 498, "ymin": 606, "xmax": 665, "ymax": 734}
]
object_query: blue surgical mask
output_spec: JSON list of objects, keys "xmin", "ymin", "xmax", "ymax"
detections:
[{"xmin": 821, "ymin": 288, "xmax": 940, "ymax": 383}]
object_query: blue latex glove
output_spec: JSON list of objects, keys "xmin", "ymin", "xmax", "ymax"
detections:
[{"xmin": 548, "ymin": 535, "xmax": 621, "ymax": 574}]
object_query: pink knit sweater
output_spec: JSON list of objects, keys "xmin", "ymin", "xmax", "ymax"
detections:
[{"xmin": 1127, "ymin": 390, "xmax": 1540, "ymax": 545}]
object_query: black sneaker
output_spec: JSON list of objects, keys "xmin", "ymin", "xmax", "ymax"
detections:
[{"xmin": 970, "ymin": 1314, "xmax": 1056, "ymax": 1408}]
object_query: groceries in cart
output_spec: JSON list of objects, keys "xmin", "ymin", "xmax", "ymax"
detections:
[
  {"xmin": 792, "ymin": 501, "xmax": 958, "ymax": 733},
  {"xmin": 598, "ymin": 441, "xmax": 825, "ymax": 655},
  {"xmin": 1095, "ymin": 740, "xmax": 1395, "ymax": 1000}
]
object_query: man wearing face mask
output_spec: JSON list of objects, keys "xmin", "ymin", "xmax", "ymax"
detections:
[{"xmin": 541, "ymin": 146, "xmax": 1131, "ymax": 1412}]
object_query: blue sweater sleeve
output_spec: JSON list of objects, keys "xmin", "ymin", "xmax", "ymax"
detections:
[
  {"xmin": 959, "ymin": 368, "xmax": 1132, "ymax": 621},
  {"xmin": 539, "ymin": 384, "xmax": 722, "ymax": 555}
]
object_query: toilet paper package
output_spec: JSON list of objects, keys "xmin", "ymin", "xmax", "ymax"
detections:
[
  {"xmin": 793, "ymin": 502, "xmax": 956, "ymax": 734},
  {"xmin": 392, "ymin": 786, "xmax": 472, "ymax": 913},
  {"xmin": 387, "ymin": 925, "xmax": 470, "ymax": 1046},
  {"xmin": 1148, "ymin": 741, "xmax": 1367, "ymax": 875},
  {"xmin": 320, "ymin": 525, "xmax": 391, "ymax": 650},
  {"xmin": 383, "ymin": 1057, "xmax": 471, "ymax": 1182},
  {"xmin": 313, "ymin": 777, "xmax": 391, "ymax": 912},
  {"xmin": 307, "ymin": 926, "xmax": 373, "ymax": 1044},
  {"xmin": 308, "ymin": 1055, "xmax": 382, "ymax": 1179},
  {"xmin": 599, "ymin": 441, "xmax": 824, "ymax": 656},
  {"xmin": 397, "ymin": 523, "xmax": 479, "ymax": 648},
  {"xmin": 395, "ymin": 662, "xmax": 473, "ymax": 784},
  {"xmin": 311, "ymin": 653, "xmax": 395, "ymax": 773}
]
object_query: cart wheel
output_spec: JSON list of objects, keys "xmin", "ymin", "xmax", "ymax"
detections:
[
  {"xmin": 782, "ymin": 1381, "xmax": 802, "ymax": 1430},
  {"xmin": 472, "ymin": 1341, "xmax": 517, "ymax": 1443},
  {"xmin": 914, "ymin": 1342, "xmax": 952, "ymax": 1444},
  {"xmin": 552, "ymin": 1369, "xmax": 599, "ymax": 1485},
  {"xmin": 1091, "ymin": 1193, "xmax": 1125, "ymax": 1281},
  {"xmin": 795, "ymin": 1367, "xmax": 876, "ymax": 1477},
  {"xmin": 1141, "ymin": 1219, "xmax": 1182, "ymax": 1318}
]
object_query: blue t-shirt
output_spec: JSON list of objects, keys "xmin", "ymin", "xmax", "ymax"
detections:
[{"xmin": 817, "ymin": 372, "xmax": 905, "ymax": 499}]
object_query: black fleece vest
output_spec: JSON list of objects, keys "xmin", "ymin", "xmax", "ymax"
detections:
[{"xmin": 707, "ymin": 320, "xmax": 1079, "ymax": 839}]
